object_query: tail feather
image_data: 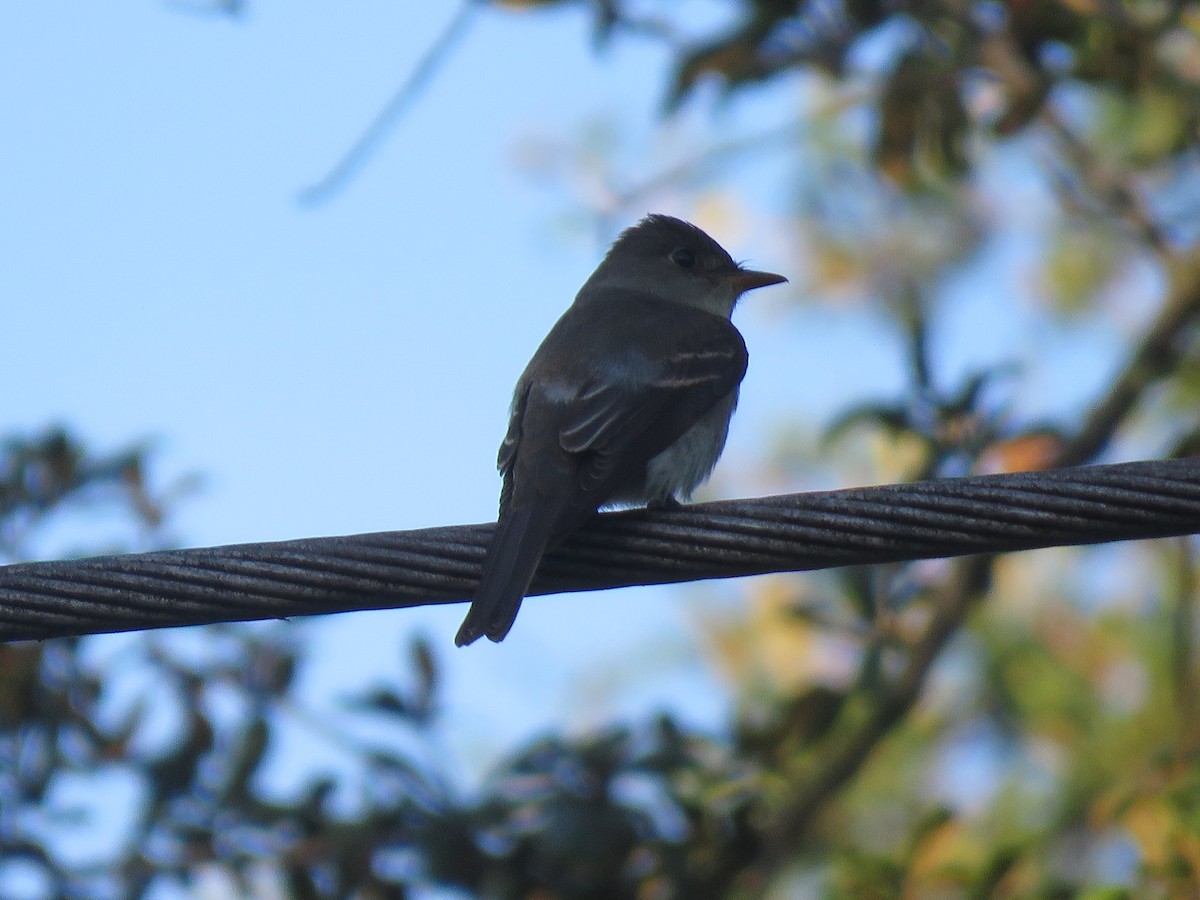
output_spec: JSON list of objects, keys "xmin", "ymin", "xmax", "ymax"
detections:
[{"xmin": 455, "ymin": 505, "xmax": 552, "ymax": 646}]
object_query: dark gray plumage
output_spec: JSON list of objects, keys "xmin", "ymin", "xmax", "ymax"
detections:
[{"xmin": 455, "ymin": 214, "xmax": 786, "ymax": 646}]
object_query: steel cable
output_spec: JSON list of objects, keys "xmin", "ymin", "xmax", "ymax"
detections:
[{"xmin": 1, "ymin": 457, "xmax": 1198, "ymax": 641}]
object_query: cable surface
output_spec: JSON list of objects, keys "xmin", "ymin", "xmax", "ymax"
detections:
[{"xmin": 1, "ymin": 458, "xmax": 1198, "ymax": 641}]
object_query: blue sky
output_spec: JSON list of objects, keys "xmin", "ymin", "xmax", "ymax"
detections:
[{"xmin": 0, "ymin": 1, "xmax": 1128, "ymax": 797}]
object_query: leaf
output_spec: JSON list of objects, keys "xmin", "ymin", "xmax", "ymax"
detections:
[
  {"xmin": 875, "ymin": 50, "xmax": 971, "ymax": 185},
  {"xmin": 410, "ymin": 635, "xmax": 438, "ymax": 720},
  {"xmin": 223, "ymin": 718, "xmax": 270, "ymax": 801},
  {"xmin": 1041, "ymin": 223, "xmax": 1120, "ymax": 313},
  {"xmin": 667, "ymin": 34, "xmax": 765, "ymax": 111},
  {"xmin": 343, "ymin": 686, "xmax": 415, "ymax": 720},
  {"xmin": 824, "ymin": 402, "xmax": 916, "ymax": 445}
]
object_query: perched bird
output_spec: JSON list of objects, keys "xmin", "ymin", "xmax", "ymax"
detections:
[{"xmin": 455, "ymin": 214, "xmax": 786, "ymax": 646}]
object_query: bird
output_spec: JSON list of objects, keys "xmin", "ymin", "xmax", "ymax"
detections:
[{"xmin": 455, "ymin": 214, "xmax": 786, "ymax": 646}]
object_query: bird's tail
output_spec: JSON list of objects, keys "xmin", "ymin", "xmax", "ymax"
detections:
[{"xmin": 455, "ymin": 504, "xmax": 551, "ymax": 646}]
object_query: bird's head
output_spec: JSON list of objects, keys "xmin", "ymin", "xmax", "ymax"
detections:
[{"xmin": 578, "ymin": 214, "xmax": 787, "ymax": 317}]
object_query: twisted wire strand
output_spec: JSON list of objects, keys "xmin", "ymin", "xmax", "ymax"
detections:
[{"xmin": 1, "ymin": 458, "xmax": 1198, "ymax": 642}]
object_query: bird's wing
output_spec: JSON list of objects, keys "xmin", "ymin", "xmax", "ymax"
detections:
[{"xmin": 554, "ymin": 303, "xmax": 747, "ymax": 498}]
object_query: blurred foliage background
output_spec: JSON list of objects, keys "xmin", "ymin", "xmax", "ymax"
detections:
[{"xmin": 5, "ymin": 0, "xmax": 1200, "ymax": 896}]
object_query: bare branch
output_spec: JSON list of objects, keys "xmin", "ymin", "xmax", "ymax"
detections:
[
  {"xmin": 1042, "ymin": 107, "xmax": 1169, "ymax": 253},
  {"xmin": 298, "ymin": 2, "xmax": 477, "ymax": 205}
]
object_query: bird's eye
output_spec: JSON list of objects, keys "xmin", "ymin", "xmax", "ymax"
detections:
[{"xmin": 670, "ymin": 248, "xmax": 696, "ymax": 268}]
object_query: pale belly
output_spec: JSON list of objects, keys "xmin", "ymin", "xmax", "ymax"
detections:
[{"xmin": 611, "ymin": 390, "xmax": 738, "ymax": 505}]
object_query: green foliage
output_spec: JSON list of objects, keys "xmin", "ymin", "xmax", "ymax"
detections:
[
  {"xmin": 1041, "ymin": 223, "xmax": 1123, "ymax": 314},
  {"xmin": 0, "ymin": 427, "xmax": 175, "ymax": 563}
]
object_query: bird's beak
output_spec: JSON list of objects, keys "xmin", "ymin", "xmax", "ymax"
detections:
[{"xmin": 723, "ymin": 268, "xmax": 788, "ymax": 292}]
